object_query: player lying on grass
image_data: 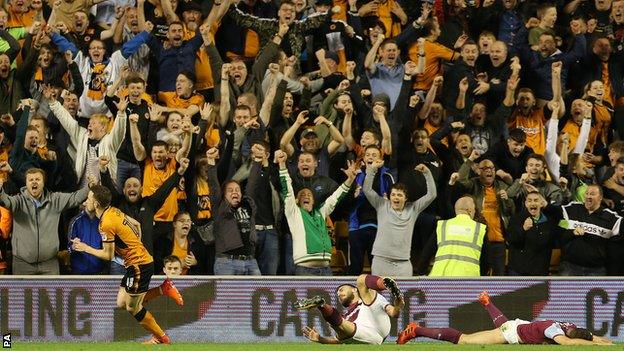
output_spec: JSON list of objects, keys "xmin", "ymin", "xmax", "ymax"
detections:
[
  {"xmin": 397, "ymin": 291, "xmax": 613, "ymax": 346},
  {"xmin": 295, "ymin": 274, "xmax": 404, "ymax": 344}
]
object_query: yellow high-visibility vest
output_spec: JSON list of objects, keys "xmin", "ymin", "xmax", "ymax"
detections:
[{"xmin": 429, "ymin": 214, "xmax": 486, "ymax": 277}]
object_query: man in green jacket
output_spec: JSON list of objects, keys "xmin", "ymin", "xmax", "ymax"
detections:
[{"xmin": 276, "ymin": 149, "xmax": 357, "ymax": 276}]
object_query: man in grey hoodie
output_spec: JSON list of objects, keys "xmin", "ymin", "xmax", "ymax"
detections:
[{"xmin": 0, "ymin": 167, "xmax": 89, "ymax": 274}]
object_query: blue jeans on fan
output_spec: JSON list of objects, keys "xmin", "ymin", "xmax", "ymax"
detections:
[
  {"xmin": 255, "ymin": 229, "xmax": 279, "ymax": 275},
  {"xmin": 109, "ymin": 256, "xmax": 126, "ymax": 275},
  {"xmin": 214, "ymin": 256, "xmax": 261, "ymax": 275},
  {"xmin": 348, "ymin": 227, "xmax": 377, "ymax": 275},
  {"xmin": 283, "ymin": 232, "xmax": 295, "ymax": 275},
  {"xmin": 116, "ymin": 159, "xmax": 142, "ymax": 190},
  {"xmin": 295, "ymin": 265, "xmax": 332, "ymax": 276}
]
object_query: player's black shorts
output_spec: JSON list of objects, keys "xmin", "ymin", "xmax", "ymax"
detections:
[{"xmin": 120, "ymin": 263, "xmax": 154, "ymax": 294}]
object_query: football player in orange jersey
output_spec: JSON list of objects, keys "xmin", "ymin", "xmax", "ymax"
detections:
[{"xmin": 72, "ymin": 184, "xmax": 182, "ymax": 344}]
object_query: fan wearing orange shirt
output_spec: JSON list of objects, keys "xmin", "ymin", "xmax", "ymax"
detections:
[
  {"xmin": 158, "ymin": 71, "xmax": 205, "ymax": 117},
  {"xmin": 409, "ymin": 17, "xmax": 462, "ymax": 91},
  {"xmin": 71, "ymin": 185, "xmax": 183, "ymax": 345},
  {"xmin": 6, "ymin": 0, "xmax": 36, "ymax": 28},
  {"xmin": 508, "ymin": 62, "xmax": 566, "ymax": 156}
]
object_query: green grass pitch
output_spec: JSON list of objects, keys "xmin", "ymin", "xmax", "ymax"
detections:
[{"xmin": 7, "ymin": 343, "xmax": 621, "ymax": 351}]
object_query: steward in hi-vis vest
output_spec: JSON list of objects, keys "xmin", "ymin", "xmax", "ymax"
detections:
[{"xmin": 430, "ymin": 196, "xmax": 486, "ymax": 276}]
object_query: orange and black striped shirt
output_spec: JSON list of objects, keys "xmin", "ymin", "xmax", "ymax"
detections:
[{"xmin": 100, "ymin": 207, "xmax": 153, "ymax": 267}]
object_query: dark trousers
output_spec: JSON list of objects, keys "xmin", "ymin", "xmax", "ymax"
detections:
[
  {"xmin": 348, "ymin": 227, "xmax": 376, "ymax": 275},
  {"xmin": 483, "ymin": 241, "xmax": 506, "ymax": 276}
]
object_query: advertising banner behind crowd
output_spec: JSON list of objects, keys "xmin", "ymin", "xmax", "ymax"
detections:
[{"xmin": 1, "ymin": 278, "xmax": 623, "ymax": 342}]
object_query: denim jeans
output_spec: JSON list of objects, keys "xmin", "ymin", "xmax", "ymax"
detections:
[
  {"xmin": 116, "ymin": 159, "xmax": 142, "ymax": 190},
  {"xmin": 559, "ymin": 260, "xmax": 607, "ymax": 276},
  {"xmin": 295, "ymin": 265, "xmax": 332, "ymax": 276},
  {"xmin": 348, "ymin": 227, "xmax": 377, "ymax": 275},
  {"xmin": 283, "ymin": 233, "xmax": 295, "ymax": 275},
  {"xmin": 255, "ymin": 229, "xmax": 279, "ymax": 275},
  {"xmin": 109, "ymin": 256, "xmax": 126, "ymax": 275},
  {"xmin": 214, "ymin": 257, "xmax": 261, "ymax": 275}
]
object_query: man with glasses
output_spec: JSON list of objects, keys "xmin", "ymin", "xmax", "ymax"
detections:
[{"xmin": 452, "ymin": 150, "xmax": 515, "ymax": 275}]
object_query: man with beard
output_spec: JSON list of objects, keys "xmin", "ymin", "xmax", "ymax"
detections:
[
  {"xmin": 0, "ymin": 167, "xmax": 89, "ymax": 274},
  {"xmin": 507, "ymin": 154, "xmax": 565, "ymax": 206},
  {"xmin": 455, "ymin": 151, "xmax": 514, "ymax": 276},
  {"xmin": 485, "ymin": 128, "xmax": 534, "ymax": 184},
  {"xmin": 511, "ymin": 17, "xmax": 586, "ymax": 102},
  {"xmin": 456, "ymin": 74, "xmax": 518, "ymax": 155},
  {"xmin": 295, "ymin": 275, "xmax": 403, "ymax": 344},
  {"xmin": 280, "ymin": 110, "xmax": 344, "ymax": 178},
  {"xmin": 397, "ymin": 291, "xmax": 613, "ymax": 345}
]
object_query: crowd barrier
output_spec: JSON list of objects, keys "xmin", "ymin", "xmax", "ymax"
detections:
[{"xmin": 1, "ymin": 276, "xmax": 623, "ymax": 342}]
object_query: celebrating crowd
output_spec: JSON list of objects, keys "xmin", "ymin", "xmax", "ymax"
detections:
[{"xmin": 0, "ymin": 0, "xmax": 623, "ymax": 277}]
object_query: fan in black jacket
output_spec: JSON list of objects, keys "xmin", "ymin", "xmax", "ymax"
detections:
[{"xmin": 506, "ymin": 191, "xmax": 558, "ymax": 276}]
